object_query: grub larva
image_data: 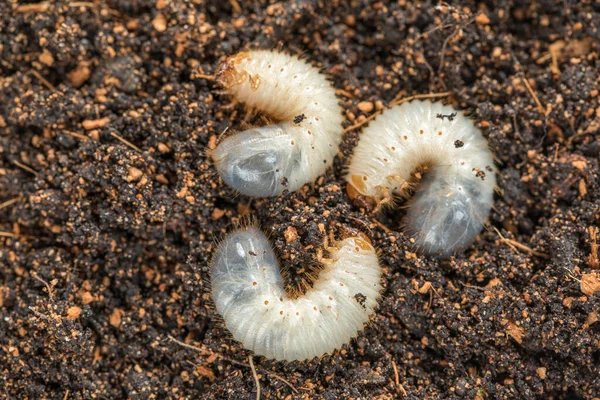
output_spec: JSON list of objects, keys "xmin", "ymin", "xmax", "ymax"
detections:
[
  {"xmin": 210, "ymin": 227, "xmax": 382, "ymax": 361},
  {"xmin": 346, "ymin": 100, "xmax": 496, "ymax": 257},
  {"xmin": 211, "ymin": 50, "xmax": 343, "ymax": 197}
]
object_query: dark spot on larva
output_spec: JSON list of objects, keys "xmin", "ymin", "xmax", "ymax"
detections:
[
  {"xmin": 296, "ymin": 312, "xmax": 299, "ymax": 316},
  {"xmin": 280, "ymin": 176, "xmax": 288, "ymax": 186},
  {"xmin": 315, "ymin": 117, "xmax": 319, "ymax": 121},
  {"xmin": 458, "ymin": 187, "xmax": 462, "ymax": 191},
  {"xmin": 340, "ymin": 283, "xmax": 344, "ymax": 286},
  {"xmin": 329, "ymin": 296, "xmax": 333, "ymax": 301},
  {"xmin": 486, "ymin": 165, "xmax": 494, "ymax": 172},
  {"xmin": 391, "ymin": 146, "xmax": 396, "ymax": 151},
  {"xmin": 436, "ymin": 112, "xmax": 457, "ymax": 121},
  {"xmin": 419, "ymin": 129, "xmax": 424, "ymax": 134},
  {"xmin": 264, "ymin": 300, "xmax": 269, "ymax": 305},
  {"xmin": 383, "ymin": 158, "xmax": 388, "ymax": 162},
  {"xmin": 403, "ymin": 135, "xmax": 408, "ymax": 140},
  {"xmin": 280, "ymin": 68, "xmax": 284, "ymax": 72},
  {"xmin": 249, "ymin": 251, "xmax": 257, "ymax": 256},
  {"xmin": 454, "ymin": 140, "xmax": 465, "ymax": 148},
  {"xmin": 438, "ymin": 131, "xmax": 443, "ymax": 136},
  {"xmin": 472, "ymin": 167, "xmax": 486, "ymax": 180},
  {"xmin": 313, "ymin": 306, "xmax": 317, "ymax": 311},
  {"xmin": 268, "ymin": 64, "xmax": 272, "ymax": 68},
  {"xmin": 291, "ymin": 140, "xmax": 295, "ymax": 145},
  {"xmin": 307, "ymin": 130, "xmax": 312, "ymax": 135},
  {"xmin": 363, "ymin": 176, "xmax": 368, "ymax": 181},
  {"xmin": 280, "ymin": 311, "xmax": 284, "ymax": 315},
  {"xmin": 293, "ymin": 75, "xmax": 297, "ymax": 79},
  {"xmin": 354, "ymin": 293, "xmax": 367, "ymax": 309},
  {"xmin": 252, "ymin": 281, "xmax": 257, "ymax": 286},
  {"xmin": 293, "ymin": 114, "xmax": 306, "ymax": 124},
  {"xmin": 323, "ymin": 160, "xmax": 327, "ymax": 163}
]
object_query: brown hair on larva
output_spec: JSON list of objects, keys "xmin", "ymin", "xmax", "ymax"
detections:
[{"xmin": 216, "ymin": 52, "xmax": 250, "ymax": 89}]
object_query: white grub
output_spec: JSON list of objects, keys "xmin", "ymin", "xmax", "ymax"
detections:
[
  {"xmin": 211, "ymin": 50, "xmax": 343, "ymax": 197},
  {"xmin": 210, "ymin": 227, "xmax": 382, "ymax": 362},
  {"xmin": 346, "ymin": 100, "xmax": 496, "ymax": 258}
]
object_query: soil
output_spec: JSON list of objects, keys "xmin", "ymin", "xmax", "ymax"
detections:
[{"xmin": 1, "ymin": 1, "xmax": 599, "ymax": 399}]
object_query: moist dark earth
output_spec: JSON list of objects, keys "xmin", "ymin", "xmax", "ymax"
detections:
[{"xmin": 1, "ymin": 1, "xmax": 599, "ymax": 399}]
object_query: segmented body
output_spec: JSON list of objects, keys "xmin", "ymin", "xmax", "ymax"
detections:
[
  {"xmin": 212, "ymin": 50, "xmax": 343, "ymax": 197},
  {"xmin": 210, "ymin": 227, "xmax": 382, "ymax": 361},
  {"xmin": 346, "ymin": 101, "xmax": 496, "ymax": 257}
]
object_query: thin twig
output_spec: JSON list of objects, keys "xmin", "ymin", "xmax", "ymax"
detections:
[
  {"xmin": 392, "ymin": 359, "xmax": 400, "ymax": 385},
  {"xmin": 0, "ymin": 197, "xmax": 23, "ymax": 211},
  {"xmin": 229, "ymin": 0, "xmax": 242, "ymax": 14},
  {"xmin": 68, "ymin": 2, "xmax": 94, "ymax": 7},
  {"xmin": 110, "ymin": 132, "xmax": 142, "ymax": 153},
  {"xmin": 29, "ymin": 70, "xmax": 56, "ymax": 90},
  {"xmin": 521, "ymin": 76, "xmax": 546, "ymax": 115},
  {"xmin": 417, "ymin": 23, "xmax": 455, "ymax": 40},
  {"xmin": 31, "ymin": 271, "xmax": 54, "ymax": 299},
  {"xmin": 196, "ymin": 74, "xmax": 216, "ymax": 81},
  {"xmin": 438, "ymin": 14, "xmax": 478, "ymax": 74},
  {"xmin": 166, "ymin": 335, "xmax": 298, "ymax": 394},
  {"xmin": 494, "ymin": 228, "xmax": 549, "ymax": 259},
  {"xmin": 15, "ymin": 2, "xmax": 50, "ymax": 13},
  {"xmin": 344, "ymin": 90, "xmax": 451, "ymax": 134},
  {"xmin": 13, "ymin": 161, "xmax": 39, "ymax": 176},
  {"xmin": 391, "ymin": 360, "xmax": 407, "ymax": 397},
  {"xmin": 390, "ymin": 91, "xmax": 452, "ymax": 107},
  {"xmin": 28, "ymin": 306, "xmax": 53, "ymax": 320},
  {"xmin": 0, "ymin": 232, "xmax": 19, "ymax": 238},
  {"xmin": 63, "ymin": 130, "xmax": 89, "ymax": 141},
  {"xmin": 372, "ymin": 218, "xmax": 391, "ymax": 233},
  {"xmin": 0, "ymin": 231, "xmax": 36, "ymax": 239},
  {"xmin": 249, "ymin": 356, "xmax": 261, "ymax": 400},
  {"xmin": 335, "ymin": 89, "xmax": 354, "ymax": 98},
  {"xmin": 343, "ymin": 111, "xmax": 382, "ymax": 134}
]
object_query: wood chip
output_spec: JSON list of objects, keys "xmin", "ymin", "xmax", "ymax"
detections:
[
  {"xmin": 66, "ymin": 306, "xmax": 82, "ymax": 320},
  {"xmin": 68, "ymin": 64, "xmax": 91, "ymax": 87},
  {"xmin": 211, "ymin": 208, "xmax": 225, "ymax": 220},
  {"xmin": 152, "ymin": 13, "xmax": 167, "ymax": 32},
  {"xmin": 82, "ymin": 117, "xmax": 110, "ymax": 130},
  {"xmin": 475, "ymin": 12, "xmax": 490, "ymax": 25},
  {"xmin": 417, "ymin": 281, "xmax": 432, "ymax": 294},
  {"xmin": 39, "ymin": 49, "xmax": 54, "ymax": 66},
  {"xmin": 16, "ymin": 2, "xmax": 50, "ymax": 13},
  {"xmin": 284, "ymin": 226, "xmax": 298, "ymax": 243},
  {"xmin": 110, "ymin": 308, "xmax": 125, "ymax": 327},
  {"xmin": 157, "ymin": 143, "xmax": 170, "ymax": 153},
  {"xmin": 536, "ymin": 367, "xmax": 546, "ymax": 379},
  {"xmin": 80, "ymin": 291, "xmax": 94, "ymax": 305},
  {"xmin": 357, "ymin": 101, "xmax": 374, "ymax": 113},
  {"xmin": 507, "ymin": 321, "xmax": 524, "ymax": 344},
  {"xmin": 126, "ymin": 167, "xmax": 143, "ymax": 182},
  {"xmin": 580, "ymin": 272, "xmax": 600, "ymax": 296}
]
